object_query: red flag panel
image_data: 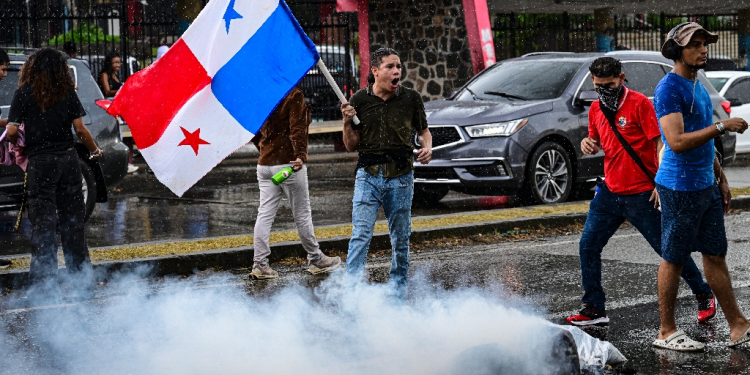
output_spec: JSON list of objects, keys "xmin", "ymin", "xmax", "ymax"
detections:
[{"xmin": 107, "ymin": 39, "xmax": 212, "ymax": 149}]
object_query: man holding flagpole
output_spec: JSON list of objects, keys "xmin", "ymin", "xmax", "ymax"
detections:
[{"xmin": 341, "ymin": 48, "xmax": 432, "ymax": 292}]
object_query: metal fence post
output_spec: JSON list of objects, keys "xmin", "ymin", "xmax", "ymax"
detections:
[
  {"xmin": 344, "ymin": 12, "xmax": 351, "ymax": 97},
  {"xmin": 660, "ymin": 12, "xmax": 666, "ymax": 46},
  {"xmin": 121, "ymin": 0, "xmax": 129, "ymax": 79},
  {"xmin": 30, "ymin": 0, "xmax": 40, "ymax": 48},
  {"xmin": 613, "ymin": 14, "xmax": 618, "ymax": 49},
  {"xmin": 510, "ymin": 12, "xmax": 516, "ymax": 57},
  {"xmin": 563, "ymin": 12, "xmax": 570, "ymax": 51}
]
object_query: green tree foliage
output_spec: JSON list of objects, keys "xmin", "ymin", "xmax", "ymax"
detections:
[{"xmin": 47, "ymin": 22, "xmax": 121, "ymax": 46}]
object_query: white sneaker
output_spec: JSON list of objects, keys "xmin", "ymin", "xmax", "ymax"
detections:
[{"xmin": 127, "ymin": 164, "xmax": 139, "ymax": 173}]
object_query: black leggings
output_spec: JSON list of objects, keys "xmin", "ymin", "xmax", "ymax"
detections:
[{"xmin": 26, "ymin": 150, "xmax": 92, "ymax": 287}]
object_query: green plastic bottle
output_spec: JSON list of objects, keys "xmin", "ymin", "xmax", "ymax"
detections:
[{"xmin": 271, "ymin": 167, "xmax": 294, "ymax": 186}]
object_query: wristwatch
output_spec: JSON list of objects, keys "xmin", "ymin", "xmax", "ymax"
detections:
[{"xmin": 715, "ymin": 121, "xmax": 726, "ymax": 134}]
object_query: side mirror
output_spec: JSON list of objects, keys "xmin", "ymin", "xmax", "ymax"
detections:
[
  {"xmin": 575, "ymin": 91, "xmax": 598, "ymax": 107},
  {"xmin": 728, "ymin": 97, "xmax": 743, "ymax": 107}
]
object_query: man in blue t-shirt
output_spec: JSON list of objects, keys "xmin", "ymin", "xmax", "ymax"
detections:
[{"xmin": 653, "ymin": 22, "xmax": 750, "ymax": 352}]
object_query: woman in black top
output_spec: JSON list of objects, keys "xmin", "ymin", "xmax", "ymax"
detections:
[
  {"xmin": 98, "ymin": 51, "xmax": 138, "ymax": 173},
  {"xmin": 99, "ymin": 51, "xmax": 122, "ymax": 97},
  {"xmin": 7, "ymin": 48, "xmax": 103, "ymax": 300}
]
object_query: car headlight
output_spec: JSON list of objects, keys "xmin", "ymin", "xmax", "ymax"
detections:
[{"xmin": 465, "ymin": 119, "xmax": 528, "ymax": 137}]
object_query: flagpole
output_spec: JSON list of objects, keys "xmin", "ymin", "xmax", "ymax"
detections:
[{"xmin": 316, "ymin": 59, "xmax": 360, "ymax": 125}]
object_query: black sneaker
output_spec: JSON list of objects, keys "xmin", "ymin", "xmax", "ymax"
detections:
[
  {"xmin": 566, "ymin": 303, "xmax": 610, "ymax": 326},
  {"xmin": 0, "ymin": 259, "xmax": 11, "ymax": 269}
]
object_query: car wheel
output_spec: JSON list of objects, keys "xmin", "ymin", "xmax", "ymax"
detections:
[
  {"xmin": 522, "ymin": 142, "xmax": 573, "ymax": 205},
  {"xmin": 413, "ymin": 184, "xmax": 449, "ymax": 205},
  {"xmin": 78, "ymin": 159, "xmax": 97, "ymax": 222}
]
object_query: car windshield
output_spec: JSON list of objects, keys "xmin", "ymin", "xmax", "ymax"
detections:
[
  {"xmin": 461, "ymin": 61, "xmax": 582, "ymax": 101},
  {"xmin": 708, "ymin": 77, "xmax": 729, "ymax": 92}
]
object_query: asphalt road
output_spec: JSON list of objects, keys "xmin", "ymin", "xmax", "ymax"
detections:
[{"xmin": 168, "ymin": 210, "xmax": 750, "ymax": 373}]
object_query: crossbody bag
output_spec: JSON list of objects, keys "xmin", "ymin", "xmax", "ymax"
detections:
[{"xmin": 603, "ymin": 115, "xmax": 655, "ymax": 184}]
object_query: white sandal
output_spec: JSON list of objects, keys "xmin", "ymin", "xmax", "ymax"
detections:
[
  {"xmin": 728, "ymin": 327, "xmax": 750, "ymax": 347},
  {"xmin": 652, "ymin": 330, "xmax": 705, "ymax": 352}
]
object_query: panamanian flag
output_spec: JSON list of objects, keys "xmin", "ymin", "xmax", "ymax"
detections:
[{"xmin": 108, "ymin": 0, "xmax": 319, "ymax": 196}]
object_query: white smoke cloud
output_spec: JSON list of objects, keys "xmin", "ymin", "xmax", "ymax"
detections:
[{"xmin": 0, "ymin": 268, "xmax": 576, "ymax": 374}]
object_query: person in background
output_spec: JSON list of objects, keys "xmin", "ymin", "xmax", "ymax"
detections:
[
  {"xmin": 99, "ymin": 51, "xmax": 137, "ymax": 173},
  {"xmin": 249, "ymin": 88, "xmax": 341, "ymax": 279},
  {"xmin": 7, "ymin": 48, "xmax": 103, "ymax": 301},
  {"xmin": 63, "ymin": 42, "xmax": 77, "ymax": 59},
  {"xmin": 98, "ymin": 51, "xmax": 122, "ymax": 98},
  {"xmin": 0, "ymin": 49, "xmax": 11, "ymax": 269}
]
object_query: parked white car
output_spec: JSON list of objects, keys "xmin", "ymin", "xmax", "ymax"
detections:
[{"xmin": 706, "ymin": 71, "xmax": 750, "ymax": 154}]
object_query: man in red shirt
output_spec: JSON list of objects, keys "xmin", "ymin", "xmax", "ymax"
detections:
[{"xmin": 566, "ymin": 57, "xmax": 714, "ymax": 326}]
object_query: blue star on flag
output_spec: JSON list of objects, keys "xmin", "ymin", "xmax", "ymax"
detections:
[{"xmin": 223, "ymin": 0, "xmax": 243, "ymax": 34}]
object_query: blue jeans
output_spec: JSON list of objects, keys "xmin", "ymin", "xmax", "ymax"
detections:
[
  {"xmin": 346, "ymin": 168, "xmax": 414, "ymax": 286},
  {"xmin": 579, "ymin": 182, "xmax": 711, "ymax": 310}
]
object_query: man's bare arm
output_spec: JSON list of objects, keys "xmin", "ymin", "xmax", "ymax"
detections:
[
  {"xmin": 714, "ymin": 155, "xmax": 732, "ymax": 213},
  {"xmin": 416, "ymin": 128, "xmax": 432, "ymax": 164},
  {"xmin": 581, "ymin": 137, "xmax": 601, "ymax": 155},
  {"xmin": 660, "ymin": 113, "xmax": 746, "ymax": 154},
  {"xmin": 655, "ymin": 137, "xmax": 663, "ymax": 167},
  {"xmin": 341, "ymin": 102, "xmax": 360, "ymax": 151},
  {"xmin": 343, "ymin": 121, "xmax": 360, "ymax": 152}
]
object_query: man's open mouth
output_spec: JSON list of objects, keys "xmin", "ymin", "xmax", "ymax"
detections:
[{"xmin": 391, "ymin": 78, "xmax": 400, "ymax": 86}]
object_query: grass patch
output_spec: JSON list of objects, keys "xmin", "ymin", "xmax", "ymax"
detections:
[
  {"xmin": 2, "ymin": 202, "xmax": 591, "ymax": 271},
  {"xmin": 732, "ymin": 187, "xmax": 750, "ymax": 196}
]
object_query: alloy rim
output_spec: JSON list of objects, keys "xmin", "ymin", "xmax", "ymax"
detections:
[
  {"xmin": 81, "ymin": 174, "xmax": 88, "ymax": 205},
  {"xmin": 534, "ymin": 149, "xmax": 568, "ymax": 203}
]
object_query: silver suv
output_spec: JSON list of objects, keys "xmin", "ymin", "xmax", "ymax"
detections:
[{"xmin": 415, "ymin": 51, "xmax": 736, "ymax": 205}]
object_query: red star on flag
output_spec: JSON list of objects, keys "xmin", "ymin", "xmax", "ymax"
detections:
[{"xmin": 178, "ymin": 127, "xmax": 211, "ymax": 155}]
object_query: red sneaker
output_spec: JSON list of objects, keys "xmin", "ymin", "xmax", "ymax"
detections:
[
  {"xmin": 697, "ymin": 293, "xmax": 717, "ymax": 323},
  {"xmin": 566, "ymin": 303, "xmax": 610, "ymax": 326}
]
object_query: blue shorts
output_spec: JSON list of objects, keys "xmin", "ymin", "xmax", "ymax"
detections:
[{"xmin": 656, "ymin": 184, "xmax": 728, "ymax": 265}]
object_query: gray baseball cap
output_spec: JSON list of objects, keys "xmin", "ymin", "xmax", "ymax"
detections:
[{"xmin": 661, "ymin": 22, "xmax": 719, "ymax": 58}]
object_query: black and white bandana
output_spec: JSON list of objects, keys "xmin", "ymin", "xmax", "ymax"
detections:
[{"xmin": 595, "ymin": 85, "xmax": 624, "ymax": 112}]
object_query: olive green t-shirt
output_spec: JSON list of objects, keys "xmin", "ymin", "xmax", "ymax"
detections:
[{"xmin": 350, "ymin": 85, "xmax": 428, "ymax": 177}]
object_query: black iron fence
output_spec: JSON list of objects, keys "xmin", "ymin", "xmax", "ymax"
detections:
[
  {"xmin": 493, "ymin": 13, "xmax": 596, "ymax": 61},
  {"xmin": 0, "ymin": 0, "xmax": 182, "ymax": 83},
  {"xmin": 493, "ymin": 13, "xmax": 744, "ymax": 69},
  {"xmin": 289, "ymin": 0, "xmax": 356, "ymax": 121}
]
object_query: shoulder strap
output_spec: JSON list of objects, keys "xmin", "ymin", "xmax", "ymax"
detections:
[{"xmin": 604, "ymin": 115, "xmax": 655, "ymax": 184}]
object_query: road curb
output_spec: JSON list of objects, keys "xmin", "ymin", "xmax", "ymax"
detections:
[{"xmin": 3, "ymin": 195, "xmax": 750, "ymax": 290}]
